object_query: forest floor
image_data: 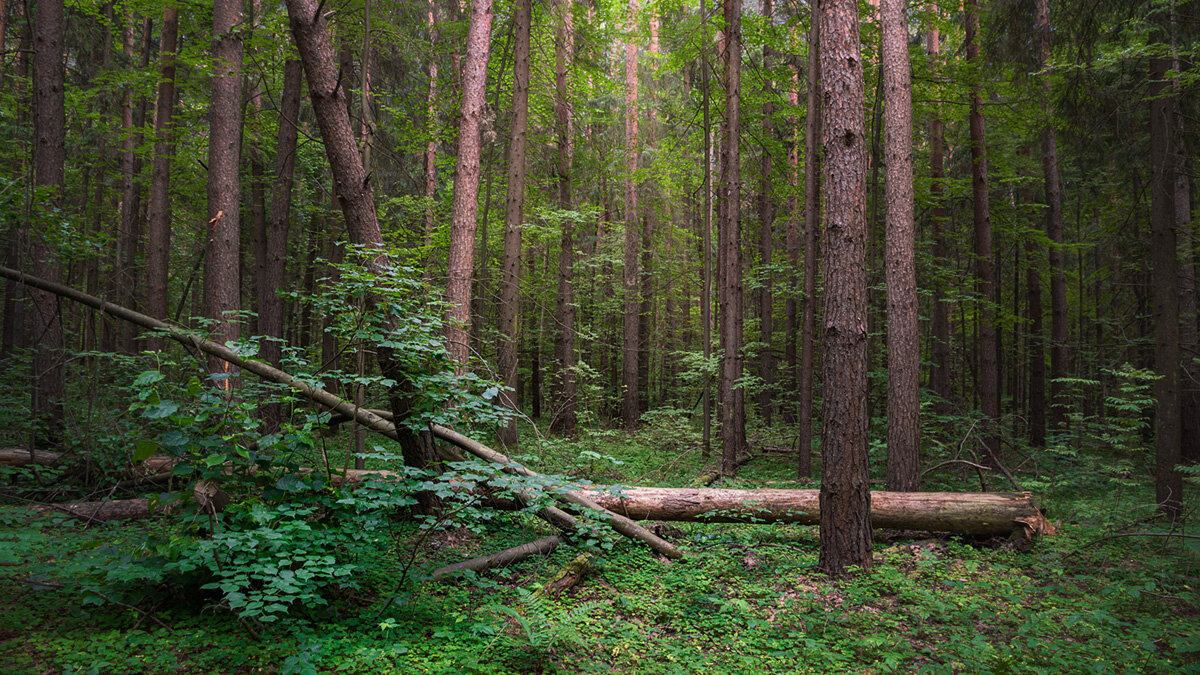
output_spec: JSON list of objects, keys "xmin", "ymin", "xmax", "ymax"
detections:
[{"xmin": 1, "ymin": 422, "xmax": 1198, "ymax": 674}]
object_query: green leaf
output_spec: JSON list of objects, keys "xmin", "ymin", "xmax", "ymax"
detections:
[
  {"xmin": 133, "ymin": 438, "xmax": 159, "ymax": 462},
  {"xmin": 133, "ymin": 370, "xmax": 165, "ymax": 387}
]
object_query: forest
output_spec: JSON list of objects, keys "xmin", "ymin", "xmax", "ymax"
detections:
[{"xmin": 0, "ymin": 0, "xmax": 1198, "ymax": 671}]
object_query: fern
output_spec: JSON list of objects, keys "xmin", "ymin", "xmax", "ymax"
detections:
[{"xmin": 486, "ymin": 588, "xmax": 609, "ymax": 652}]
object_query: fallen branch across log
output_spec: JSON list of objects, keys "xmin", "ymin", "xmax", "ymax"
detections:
[
  {"xmin": 583, "ymin": 487, "xmax": 1054, "ymax": 538},
  {"xmin": 432, "ymin": 535, "xmax": 566, "ymax": 580}
]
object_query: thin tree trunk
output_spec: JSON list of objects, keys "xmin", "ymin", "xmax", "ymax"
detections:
[
  {"xmin": 444, "ymin": 0, "xmax": 495, "ymax": 368},
  {"xmin": 622, "ymin": 0, "xmax": 641, "ymax": 430},
  {"xmin": 798, "ymin": 16, "xmax": 820, "ymax": 480},
  {"xmin": 719, "ymin": 0, "xmax": 746, "ymax": 476},
  {"xmin": 966, "ymin": 0, "xmax": 1000, "ymax": 467},
  {"xmin": 818, "ymin": 0, "xmax": 871, "ymax": 577},
  {"xmin": 30, "ymin": 0, "xmax": 66, "ymax": 438},
  {"xmin": 145, "ymin": 6, "xmax": 179, "ymax": 349},
  {"xmin": 927, "ymin": 5, "xmax": 950, "ymax": 402},
  {"xmin": 423, "ymin": 0, "xmax": 439, "ymax": 275},
  {"xmin": 204, "ymin": 0, "xmax": 244, "ymax": 384},
  {"xmin": 882, "ymin": 0, "xmax": 919, "ymax": 491},
  {"xmin": 756, "ymin": 0, "xmax": 775, "ymax": 427},
  {"xmin": 1036, "ymin": 0, "xmax": 1068, "ymax": 433},
  {"xmin": 117, "ymin": 12, "xmax": 144, "ymax": 353},
  {"xmin": 700, "ymin": 0, "xmax": 713, "ymax": 459},
  {"xmin": 257, "ymin": 58, "xmax": 302, "ymax": 433},
  {"xmin": 783, "ymin": 59, "xmax": 800, "ymax": 426},
  {"xmin": 549, "ymin": 0, "xmax": 576, "ymax": 435},
  {"xmin": 497, "ymin": 0, "xmax": 531, "ymax": 447},
  {"xmin": 1150, "ymin": 27, "xmax": 1181, "ymax": 519}
]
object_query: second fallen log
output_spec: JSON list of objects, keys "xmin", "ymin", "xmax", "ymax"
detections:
[{"xmin": 583, "ymin": 487, "xmax": 1053, "ymax": 537}]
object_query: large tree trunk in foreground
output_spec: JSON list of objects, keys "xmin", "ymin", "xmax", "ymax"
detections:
[
  {"xmin": 818, "ymin": 0, "xmax": 872, "ymax": 576},
  {"xmin": 719, "ymin": 0, "xmax": 746, "ymax": 475}
]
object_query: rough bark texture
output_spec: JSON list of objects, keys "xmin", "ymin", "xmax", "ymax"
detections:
[
  {"xmin": 550, "ymin": 0, "xmax": 577, "ymax": 435},
  {"xmin": 926, "ymin": 9, "xmax": 950, "ymax": 402},
  {"xmin": 204, "ymin": 0, "xmax": 244, "ymax": 382},
  {"xmin": 1036, "ymin": 0, "xmax": 1068, "ymax": 433},
  {"xmin": 145, "ymin": 6, "xmax": 179, "ymax": 345},
  {"xmin": 799, "ymin": 18, "xmax": 820, "ymax": 480},
  {"xmin": 783, "ymin": 62, "xmax": 800, "ymax": 426},
  {"xmin": 588, "ymin": 487, "xmax": 1053, "ymax": 537},
  {"xmin": 966, "ymin": 0, "xmax": 1001, "ymax": 467},
  {"xmin": 882, "ymin": 0, "xmax": 919, "ymax": 492},
  {"xmin": 719, "ymin": 0, "xmax": 746, "ymax": 476},
  {"xmin": 444, "ymin": 0, "xmax": 494, "ymax": 368},
  {"xmin": 756, "ymin": 0, "xmax": 775, "ymax": 427},
  {"xmin": 30, "ymin": 0, "xmax": 66, "ymax": 435},
  {"xmin": 622, "ymin": 0, "xmax": 641, "ymax": 430},
  {"xmin": 284, "ymin": 0, "xmax": 440, "ymax": 479},
  {"xmin": 497, "ymin": 0, "xmax": 530, "ymax": 447},
  {"xmin": 1150, "ymin": 48, "xmax": 1182, "ymax": 519},
  {"xmin": 817, "ymin": 0, "xmax": 872, "ymax": 576}
]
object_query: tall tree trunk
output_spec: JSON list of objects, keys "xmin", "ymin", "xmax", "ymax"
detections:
[
  {"xmin": 783, "ymin": 59, "xmax": 800, "ymax": 426},
  {"xmin": 117, "ymin": 13, "xmax": 147, "ymax": 353},
  {"xmin": 621, "ymin": 0, "xmax": 641, "ymax": 430},
  {"xmin": 882, "ymin": 0, "xmax": 919, "ymax": 491},
  {"xmin": 927, "ymin": 8, "xmax": 950, "ymax": 402},
  {"xmin": 423, "ymin": 0, "xmax": 439, "ymax": 275},
  {"xmin": 444, "ymin": 0, "xmax": 494, "ymax": 368},
  {"xmin": 798, "ymin": 16, "xmax": 820, "ymax": 480},
  {"xmin": 30, "ymin": 0, "xmax": 66, "ymax": 438},
  {"xmin": 1035, "ymin": 0, "xmax": 1068, "ymax": 433},
  {"xmin": 966, "ymin": 0, "xmax": 1000, "ymax": 467},
  {"xmin": 638, "ymin": 209, "xmax": 655, "ymax": 413},
  {"xmin": 818, "ymin": 0, "xmax": 871, "ymax": 576},
  {"xmin": 284, "ymin": 0, "xmax": 441, "ymax": 490},
  {"xmin": 550, "ymin": 0, "xmax": 576, "ymax": 435},
  {"xmin": 497, "ymin": 0, "xmax": 530, "ymax": 447},
  {"xmin": 1150, "ymin": 28, "xmax": 1181, "ymax": 519},
  {"xmin": 756, "ymin": 0, "xmax": 775, "ymax": 427},
  {"xmin": 1025, "ymin": 208, "xmax": 1046, "ymax": 447},
  {"xmin": 257, "ymin": 58, "xmax": 302, "ymax": 433},
  {"xmin": 204, "ymin": 0, "xmax": 244, "ymax": 385},
  {"xmin": 719, "ymin": 0, "xmax": 746, "ymax": 476},
  {"xmin": 145, "ymin": 6, "xmax": 179, "ymax": 350},
  {"xmin": 701, "ymin": 0, "xmax": 713, "ymax": 458}
]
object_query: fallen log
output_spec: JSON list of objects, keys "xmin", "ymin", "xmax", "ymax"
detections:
[
  {"xmin": 583, "ymin": 487, "xmax": 1054, "ymax": 537},
  {"xmin": 31, "ymin": 498, "xmax": 179, "ymax": 522},
  {"xmin": 0, "ymin": 449, "xmax": 66, "ymax": 466},
  {"xmin": 432, "ymin": 535, "xmax": 565, "ymax": 580}
]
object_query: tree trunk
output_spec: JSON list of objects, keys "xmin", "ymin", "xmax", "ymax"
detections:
[
  {"xmin": 422, "ymin": 0, "xmax": 439, "ymax": 275},
  {"xmin": 818, "ymin": 0, "xmax": 872, "ymax": 576},
  {"xmin": 966, "ymin": 0, "xmax": 1000, "ymax": 467},
  {"xmin": 926, "ymin": 8, "xmax": 950, "ymax": 402},
  {"xmin": 882, "ymin": 0, "xmax": 919, "ymax": 491},
  {"xmin": 719, "ymin": 0, "xmax": 746, "ymax": 476},
  {"xmin": 622, "ymin": 0, "xmax": 641, "ymax": 430},
  {"xmin": 550, "ymin": 0, "xmax": 577, "ymax": 435},
  {"xmin": 204, "ymin": 0, "xmax": 244, "ymax": 384},
  {"xmin": 587, "ymin": 487, "xmax": 1052, "ymax": 537},
  {"xmin": 30, "ymin": 0, "xmax": 66, "ymax": 439},
  {"xmin": 257, "ymin": 58, "xmax": 302, "ymax": 433},
  {"xmin": 1150, "ymin": 36, "xmax": 1182, "ymax": 518},
  {"xmin": 756, "ymin": 0, "xmax": 775, "ymax": 427},
  {"xmin": 783, "ymin": 59, "xmax": 800, "ymax": 427},
  {"xmin": 497, "ymin": 0, "xmax": 531, "ymax": 447},
  {"xmin": 1035, "ymin": 0, "xmax": 1068, "ymax": 433},
  {"xmin": 145, "ymin": 6, "xmax": 179, "ymax": 349},
  {"xmin": 799, "ymin": 17, "xmax": 820, "ymax": 480},
  {"xmin": 444, "ymin": 0, "xmax": 494, "ymax": 369}
]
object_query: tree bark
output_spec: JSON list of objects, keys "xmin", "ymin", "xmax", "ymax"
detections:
[
  {"xmin": 496, "ymin": 0, "xmax": 530, "ymax": 447},
  {"xmin": 966, "ymin": 0, "xmax": 1001, "ymax": 467},
  {"xmin": 882, "ymin": 0, "xmax": 919, "ymax": 491},
  {"xmin": 1035, "ymin": 0, "xmax": 1068, "ymax": 433},
  {"xmin": 622, "ymin": 0, "xmax": 641, "ymax": 430},
  {"xmin": 30, "ymin": 0, "xmax": 66, "ymax": 438},
  {"xmin": 588, "ymin": 487, "xmax": 1052, "ymax": 537},
  {"xmin": 550, "ymin": 0, "xmax": 577, "ymax": 436},
  {"xmin": 926, "ymin": 8, "xmax": 950, "ymax": 402},
  {"xmin": 444, "ymin": 0, "xmax": 494, "ymax": 369},
  {"xmin": 204, "ymin": 0, "xmax": 244, "ymax": 383},
  {"xmin": 1150, "ymin": 37, "xmax": 1182, "ymax": 519},
  {"xmin": 756, "ymin": 0, "xmax": 775, "ymax": 427},
  {"xmin": 719, "ymin": 0, "xmax": 746, "ymax": 476},
  {"xmin": 818, "ymin": 0, "xmax": 872, "ymax": 576},
  {"xmin": 798, "ymin": 17, "xmax": 820, "ymax": 480},
  {"xmin": 145, "ymin": 6, "xmax": 179, "ymax": 348}
]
